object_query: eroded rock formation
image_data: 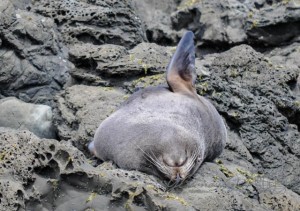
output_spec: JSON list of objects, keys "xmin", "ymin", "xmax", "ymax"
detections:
[{"xmin": 0, "ymin": 0, "xmax": 300, "ymax": 210}]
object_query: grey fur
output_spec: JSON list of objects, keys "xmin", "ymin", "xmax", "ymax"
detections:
[{"xmin": 90, "ymin": 31, "xmax": 227, "ymax": 182}]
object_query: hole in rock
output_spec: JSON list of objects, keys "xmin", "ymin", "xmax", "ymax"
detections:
[
  {"xmin": 76, "ymin": 33, "xmax": 103, "ymax": 45},
  {"xmin": 24, "ymin": 179, "xmax": 35, "ymax": 190},
  {"xmin": 35, "ymin": 159, "xmax": 60, "ymax": 179},
  {"xmin": 46, "ymin": 153, "xmax": 52, "ymax": 160},
  {"xmin": 49, "ymin": 144, "xmax": 55, "ymax": 152},
  {"xmin": 66, "ymin": 161, "xmax": 74, "ymax": 170},
  {"xmin": 61, "ymin": 172, "xmax": 93, "ymax": 190},
  {"xmin": 40, "ymin": 154, "xmax": 46, "ymax": 161},
  {"xmin": 286, "ymin": 78, "xmax": 298, "ymax": 91},
  {"xmin": 17, "ymin": 190, "xmax": 23, "ymax": 199},
  {"xmin": 55, "ymin": 150, "xmax": 70, "ymax": 164}
]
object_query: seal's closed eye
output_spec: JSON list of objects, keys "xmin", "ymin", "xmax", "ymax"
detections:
[{"xmin": 167, "ymin": 31, "xmax": 196, "ymax": 95}]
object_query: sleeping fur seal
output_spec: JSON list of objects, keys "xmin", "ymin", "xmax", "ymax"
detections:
[{"xmin": 89, "ymin": 31, "xmax": 227, "ymax": 186}]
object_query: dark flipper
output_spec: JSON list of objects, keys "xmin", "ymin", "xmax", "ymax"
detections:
[{"xmin": 166, "ymin": 31, "xmax": 196, "ymax": 94}]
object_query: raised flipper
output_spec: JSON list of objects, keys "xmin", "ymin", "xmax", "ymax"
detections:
[{"xmin": 166, "ymin": 31, "xmax": 196, "ymax": 94}]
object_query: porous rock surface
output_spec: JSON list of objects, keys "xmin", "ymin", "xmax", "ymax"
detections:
[
  {"xmin": 68, "ymin": 42, "xmax": 175, "ymax": 85},
  {"xmin": 1, "ymin": 0, "xmax": 300, "ymax": 210},
  {"xmin": 195, "ymin": 45, "xmax": 300, "ymax": 194},
  {"xmin": 173, "ymin": 0, "xmax": 300, "ymax": 47},
  {"xmin": 33, "ymin": 0, "xmax": 145, "ymax": 48},
  {"xmin": 131, "ymin": 0, "xmax": 183, "ymax": 45},
  {"xmin": 267, "ymin": 42, "xmax": 300, "ymax": 124},
  {"xmin": 132, "ymin": 0, "xmax": 300, "ymax": 52},
  {"xmin": 53, "ymin": 85, "xmax": 126, "ymax": 154},
  {"xmin": 1, "ymin": 129, "xmax": 300, "ymax": 211},
  {"xmin": 0, "ymin": 129, "xmax": 197, "ymax": 211}
]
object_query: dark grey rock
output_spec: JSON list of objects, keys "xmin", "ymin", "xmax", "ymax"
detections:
[
  {"xmin": 0, "ymin": 0, "xmax": 72, "ymax": 107},
  {"xmin": 176, "ymin": 162, "xmax": 267, "ymax": 211},
  {"xmin": 97, "ymin": 43, "xmax": 174, "ymax": 76},
  {"xmin": 0, "ymin": 0, "xmax": 299, "ymax": 210},
  {"xmin": 195, "ymin": 44, "xmax": 300, "ymax": 194},
  {"xmin": 33, "ymin": 0, "xmax": 145, "ymax": 48},
  {"xmin": 267, "ymin": 42, "xmax": 300, "ymax": 69},
  {"xmin": 68, "ymin": 43, "xmax": 175, "ymax": 83},
  {"xmin": 68, "ymin": 43, "xmax": 127, "ymax": 84},
  {"xmin": 245, "ymin": 1, "xmax": 300, "ymax": 46},
  {"xmin": 266, "ymin": 42, "xmax": 300, "ymax": 126},
  {"xmin": 172, "ymin": 0, "xmax": 300, "ymax": 47},
  {"xmin": 172, "ymin": 0, "xmax": 249, "ymax": 45},
  {"xmin": 0, "ymin": 97, "xmax": 56, "ymax": 139},
  {"xmin": 132, "ymin": 0, "xmax": 183, "ymax": 45},
  {"xmin": 252, "ymin": 177, "xmax": 300, "ymax": 210}
]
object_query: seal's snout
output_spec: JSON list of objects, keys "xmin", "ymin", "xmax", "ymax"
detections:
[{"xmin": 163, "ymin": 155, "xmax": 187, "ymax": 167}]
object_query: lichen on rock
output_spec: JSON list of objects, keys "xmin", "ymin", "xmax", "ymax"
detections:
[{"xmin": 1, "ymin": 0, "xmax": 300, "ymax": 210}]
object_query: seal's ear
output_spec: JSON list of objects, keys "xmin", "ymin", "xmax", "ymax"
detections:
[{"xmin": 166, "ymin": 31, "xmax": 196, "ymax": 94}]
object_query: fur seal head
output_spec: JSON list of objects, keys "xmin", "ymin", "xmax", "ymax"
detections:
[{"xmin": 89, "ymin": 31, "xmax": 227, "ymax": 187}]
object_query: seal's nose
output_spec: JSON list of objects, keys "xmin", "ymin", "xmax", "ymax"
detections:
[
  {"xmin": 163, "ymin": 155, "xmax": 187, "ymax": 167},
  {"xmin": 176, "ymin": 173, "xmax": 183, "ymax": 184}
]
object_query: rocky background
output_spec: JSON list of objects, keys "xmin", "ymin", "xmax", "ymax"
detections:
[{"xmin": 0, "ymin": 0, "xmax": 300, "ymax": 210}]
